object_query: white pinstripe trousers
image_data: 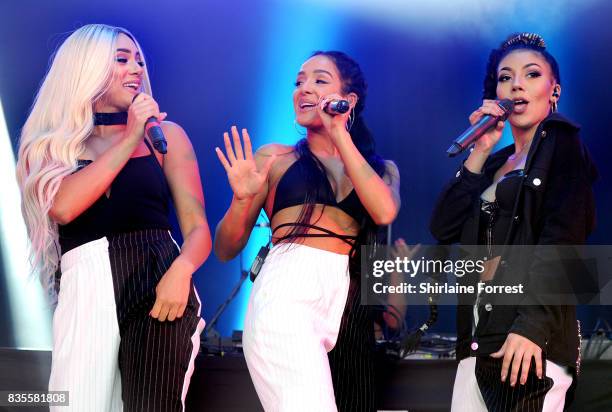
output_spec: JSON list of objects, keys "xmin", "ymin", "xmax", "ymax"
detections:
[
  {"xmin": 49, "ymin": 230, "xmax": 204, "ymax": 412},
  {"xmin": 242, "ymin": 243, "xmax": 351, "ymax": 412}
]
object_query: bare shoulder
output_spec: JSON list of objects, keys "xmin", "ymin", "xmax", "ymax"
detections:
[
  {"xmin": 384, "ymin": 159, "xmax": 400, "ymax": 176},
  {"xmin": 160, "ymin": 120, "xmax": 191, "ymax": 145},
  {"xmin": 381, "ymin": 159, "xmax": 400, "ymax": 188},
  {"xmin": 254, "ymin": 143, "xmax": 296, "ymax": 178},
  {"xmin": 255, "ymin": 142, "xmax": 294, "ymax": 157}
]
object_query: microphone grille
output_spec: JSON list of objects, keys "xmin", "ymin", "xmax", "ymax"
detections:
[{"xmin": 497, "ymin": 99, "xmax": 514, "ymax": 120}]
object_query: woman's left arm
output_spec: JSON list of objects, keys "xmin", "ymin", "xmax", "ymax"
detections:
[
  {"xmin": 333, "ymin": 128, "xmax": 400, "ymax": 225},
  {"xmin": 150, "ymin": 121, "xmax": 212, "ymax": 322}
]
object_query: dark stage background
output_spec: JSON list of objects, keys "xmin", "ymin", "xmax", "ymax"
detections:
[{"xmin": 0, "ymin": 0, "xmax": 610, "ymax": 350}]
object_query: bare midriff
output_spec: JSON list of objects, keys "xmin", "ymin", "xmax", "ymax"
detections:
[{"xmin": 267, "ymin": 205, "xmax": 359, "ymax": 255}]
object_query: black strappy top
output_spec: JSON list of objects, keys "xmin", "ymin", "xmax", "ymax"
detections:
[
  {"xmin": 58, "ymin": 139, "xmax": 172, "ymax": 253},
  {"xmin": 271, "ymin": 155, "xmax": 368, "ymax": 222},
  {"xmin": 270, "ymin": 154, "xmax": 370, "ymax": 248}
]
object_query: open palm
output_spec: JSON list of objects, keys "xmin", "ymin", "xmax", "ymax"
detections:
[{"xmin": 216, "ymin": 126, "xmax": 274, "ymax": 200}]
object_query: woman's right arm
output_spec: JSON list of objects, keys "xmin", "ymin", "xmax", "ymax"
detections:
[
  {"xmin": 214, "ymin": 126, "xmax": 277, "ymax": 262},
  {"xmin": 429, "ymin": 100, "xmax": 505, "ymax": 243},
  {"xmin": 49, "ymin": 94, "xmax": 164, "ymax": 224}
]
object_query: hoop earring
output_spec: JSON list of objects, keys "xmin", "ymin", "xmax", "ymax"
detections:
[
  {"xmin": 551, "ymin": 100, "xmax": 558, "ymax": 113},
  {"xmin": 346, "ymin": 108, "xmax": 355, "ymax": 131},
  {"xmin": 294, "ymin": 118, "xmax": 306, "ymax": 136}
]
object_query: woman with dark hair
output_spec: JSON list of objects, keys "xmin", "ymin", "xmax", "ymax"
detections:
[
  {"xmin": 430, "ymin": 33, "xmax": 598, "ymax": 411},
  {"xmin": 215, "ymin": 51, "xmax": 400, "ymax": 411}
]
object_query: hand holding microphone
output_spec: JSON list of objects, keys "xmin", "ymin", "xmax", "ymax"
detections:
[
  {"xmin": 129, "ymin": 93, "xmax": 168, "ymax": 154},
  {"xmin": 319, "ymin": 95, "xmax": 351, "ymax": 115},
  {"xmin": 323, "ymin": 99, "xmax": 350, "ymax": 115},
  {"xmin": 447, "ymin": 99, "xmax": 514, "ymax": 157},
  {"xmin": 317, "ymin": 95, "xmax": 352, "ymax": 137}
]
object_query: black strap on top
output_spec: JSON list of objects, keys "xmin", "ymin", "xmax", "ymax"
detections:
[
  {"xmin": 143, "ymin": 138, "xmax": 156, "ymax": 156},
  {"xmin": 272, "ymin": 222, "xmax": 357, "ymax": 248}
]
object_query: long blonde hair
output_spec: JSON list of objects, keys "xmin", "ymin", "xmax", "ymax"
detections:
[{"xmin": 16, "ymin": 24, "xmax": 152, "ymax": 297}]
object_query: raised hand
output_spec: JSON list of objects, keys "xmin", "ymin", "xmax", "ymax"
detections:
[{"xmin": 215, "ymin": 126, "xmax": 275, "ymax": 201}]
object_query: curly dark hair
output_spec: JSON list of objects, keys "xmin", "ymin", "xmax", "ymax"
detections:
[{"xmin": 483, "ymin": 33, "xmax": 561, "ymax": 100}]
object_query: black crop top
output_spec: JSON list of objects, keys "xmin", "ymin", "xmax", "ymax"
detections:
[
  {"xmin": 58, "ymin": 139, "xmax": 172, "ymax": 253},
  {"xmin": 271, "ymin": 154, "xmax": 368, "ymax": 224}
]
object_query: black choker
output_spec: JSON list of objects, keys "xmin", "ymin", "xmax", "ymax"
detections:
[{"xmin": 94, "ymin": 112, "xmax": 128, "ymax": 126}]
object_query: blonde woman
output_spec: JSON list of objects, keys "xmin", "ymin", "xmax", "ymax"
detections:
[{"xmin": 16, "ymin": 24, "xmax": 211, "ymax": 411}]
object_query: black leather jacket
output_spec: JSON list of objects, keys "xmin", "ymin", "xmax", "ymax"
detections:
[{"xmin": 430, "ymin": 113, "xmax": 598, "ymax": 369}]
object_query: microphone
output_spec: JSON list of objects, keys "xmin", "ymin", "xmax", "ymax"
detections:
[
  {"xmin": 132, "ymin": 94, "xmax": 168, "ymax": 154},
  {"xmin": 446, "ymin": 99, "xmax": 514, "ymax": 157},
  {"xmin": 324, "ymin": 99, "xmax": 350, "ymax": 115},
  {"xmin": 145, "ymin": 118, "xmax": 167, "ymax": 154}
]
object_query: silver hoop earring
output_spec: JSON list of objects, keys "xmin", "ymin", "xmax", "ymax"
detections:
[
  {"xmin": 346, "ymin": 109, "xmax": 355, "ymax": 131},
  {"xmin": 551, "ymin": 100, "xmax": 558, "ymax": 113},
  {"xmin": 294, "ymin": 119, "xmax": 306, "ymax": 136}
]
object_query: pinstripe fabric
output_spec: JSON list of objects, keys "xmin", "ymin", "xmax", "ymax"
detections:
[
  {"xmin": 242, "ymin": 243, "xmax": 351, "ymax": 412},
  {"xmin": 50, "ymin": 237, "xmax": 123, "ymax": 411},
  {"xmin": 328, "ymin": 276, "xmax": 376, "ymax": 412},
  {"xmin": 50, "ymin": 229, "xmax": 204, "ymax": 412},
  {"xmin": 452, "ymin": 356, "xmax": 573, "ymax": 412}
]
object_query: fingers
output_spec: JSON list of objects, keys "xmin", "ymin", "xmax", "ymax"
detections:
[
  {"xmin": 468, "ymin": 109, "xmax": 484, "ymax": 125},
  {"xmin": 157, "ymin": 303, "xmax": 170, "ymax": 322},
  {"xmin": 535, "ymin": 349, "xmax": 543, "ymax": 379},
  {"xmin": 495, "ymin": 338, "xmax": 542, "ymax": 386},
  {"xmin": 318, "ymin": 94, "xmax": 347, "ymax": 118},
  {"xmin": 223, "ymin": 132, "xmax": 237, "ymax": 164},
  {"xmin": 167, "ymin": 306, "xmax": 178, "ymax": 322},
  {"xmin": 483, "ymin": 99, "xmax": 506, "ymax": 117},
  {"xmin": 318, "ymin": 95, "xmax": 333, "ymax": 111},
  {"xmin": 222, "ymin": 125, "xmax": 251, "ymax": 165},
  {"xmin": 215, "ymin": 147, "xmax": 231, "ymax": 172},
  {"xmin": 411, "ymin": 243, "xmax": 423, "ymax": 256},
  {"xmin": 150, "ymin": 300, "xmax": 183, "ymax": 322},
  {"xmin": 489, "ymin": 345, "xmax": 506, "ymax": 359},
  {"xmin": 150, "ymin": 299, "xmax": 163, "ymax": 320},
  {"xmin": 519, "ymin": 351, "xmax": 533, "ymax": 385},
  {"xmin": 509, "ymin": 347, "xmax": 525, "ymax": 386},
  {"xmin": 131, "ymin": 92, "xmax": 145, "ymax": 104},
  {"xmin": 469, "ymin": 100, "xmax": 506, "ymax": 125},
  {"xmin": 392, "ymin": 238, "xmax": 409, "ymax": 258},
  {"xmin": 231, "ymin": 126, "xmax": 244, "ymax": 160},
  {"xmin": 500, "ymin": 347, "xmax": 513, "ymax": 383},
  {"xmin": 490, "ymin": 340, "xmax": 509, "ymax": 383},
  {"xmin": 130, "ymin": 93, "xmax": 162, "ymax": 121},
  {"xmin": 242, "ymin": 128, "xmax": 253, "ymax": 160}
]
